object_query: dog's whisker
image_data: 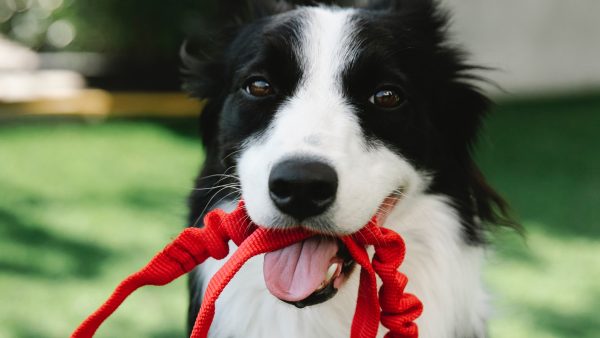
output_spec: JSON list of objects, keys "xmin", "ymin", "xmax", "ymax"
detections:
[
  {"xmin": 194, "ymin": 171, "xmax": 238, "ymax": 182},
  {"xmin": 200, "ymin": 172, "xmax": 239, "ymax": 187},
  {"xmin": 192, "ymin": 185, "xmax": 241, "ymax": 192},
  {"xmin": 378, "ymin": 202, "xmax": 398, "ymax": 208},
  {"xmin": 207, "ymin": 190, "xmax": 243, "ymax": 217},
  {"xmin": 212, "ymin": 172, "xmax": 240, "ymax": 187},
  {"xmin": 192, "ymin": 184, "xmax": 242, "ymax": 192},
  {"xmin": 194, "ymin": 186, "xmax": 242, "ymax": 227},
  {"xmin": 222, "ymin": 149, "xmax": 245, "ymax": 163}
]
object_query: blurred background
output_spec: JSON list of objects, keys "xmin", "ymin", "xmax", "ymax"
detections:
[{"xmin": 0, "ymin": 0, "xmax": 598, "ymax": 337}]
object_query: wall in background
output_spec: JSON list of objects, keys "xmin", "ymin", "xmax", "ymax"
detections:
[
  {"xmin": 442, "ymin": 0, "xmax": 600, "ymax": 97},
  {"xmin": 2, "ymin": 1, "xmax": 599, "ymax": 96}
]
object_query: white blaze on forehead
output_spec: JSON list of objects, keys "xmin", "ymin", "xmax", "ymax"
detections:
[
  {"xmin": 263, "ymin": 7, "xmax": 361, "ymax": 149},
  {"xmin": 298, "ymin": 7, "xmax": 359, "ymax": 97}
]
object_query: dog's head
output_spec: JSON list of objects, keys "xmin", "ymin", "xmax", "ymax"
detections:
[{"xmin": 185, "ymin": 0, "xmax": 512, "ymax": 307}]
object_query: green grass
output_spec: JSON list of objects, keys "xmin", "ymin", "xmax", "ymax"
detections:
[
  {"xmin": 478, "ymin": 95, "xmax": 600, "ymax": 338},
  {"xmin": 0, "ymin": 120, "xmax": 202, "ymax": 338},
  {"xmin": 0, "ymin": 95, "xmax": 599, "ymax": 337}
]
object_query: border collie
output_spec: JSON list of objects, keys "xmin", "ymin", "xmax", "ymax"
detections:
[{"xmin": 183, "ymin": 1, "xmax": 515, "ymax": 337}]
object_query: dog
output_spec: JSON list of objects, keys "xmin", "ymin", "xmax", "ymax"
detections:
[{"xmin": 182, "ymin": 1, "xmax": 515, "ymax": 337}]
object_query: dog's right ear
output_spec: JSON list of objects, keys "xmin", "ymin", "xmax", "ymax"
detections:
[
  {"xmin": 181, "ymin": 33, "xmax": 234, "ymax": 149},
  {"xmin": 180, "ymin": 39, "xmax": 224, "ymax": 100},
  {"xmin": 181, "ymin": 0, "xmax": 297, "ymax": 100}
]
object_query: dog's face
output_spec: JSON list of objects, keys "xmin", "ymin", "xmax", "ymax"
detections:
[
  {"xmin": 207, "ymin": 3, "xmax": 484, "ymax": 233},
  {"xmin": 237, "ymin": 7, "xmax": 425, "ymax": 235},
  {"xmin": 187, "ymin": 0, "xmax": 500, "ymax": 308}
]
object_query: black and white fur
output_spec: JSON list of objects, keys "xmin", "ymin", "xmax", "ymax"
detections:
[{"xmin": 183, "ymin": 1, "xmax": 514, "ymax": 337}]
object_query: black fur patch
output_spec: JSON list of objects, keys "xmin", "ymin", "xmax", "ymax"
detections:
[{"xmin": 338, "ymin": 3, "xmax": 516, "ymax": 243}]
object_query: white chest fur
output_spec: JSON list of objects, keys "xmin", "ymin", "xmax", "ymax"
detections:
[{"xmin": 196, "ymin": 194, "xmax": 489, "ymax": 338}]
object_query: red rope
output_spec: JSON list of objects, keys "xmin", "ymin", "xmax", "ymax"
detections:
[{"xmin": 72, "ymin": 202, "xmax": 422, "ymax": 338}]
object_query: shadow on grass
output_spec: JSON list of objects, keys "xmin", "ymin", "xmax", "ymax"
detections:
[
  {"xmin": 11, "ymin": 327, "xmax": 47, "ymax": 338},
  {"xmin": 488, "ymin": 228, "xmax": 542, "ymax": 265},
  {"xmin": 0, "ymin": 207, "xmax": 112, "ymax": 279},
  {"xmin": 520, "ymin": 291, "xmax": 600, "ymax": 338},
  {"xmin": 11, "ymin": 326, "xmax": 184, "ymax": 338},
  {"xmin": 121, "ymin": 186, "xmax": 188, "ymax": 211}
]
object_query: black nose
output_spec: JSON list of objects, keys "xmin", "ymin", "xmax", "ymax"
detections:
[{"xmin": 268, "ymin": 159, "xmax": 338, "ymax": 220}]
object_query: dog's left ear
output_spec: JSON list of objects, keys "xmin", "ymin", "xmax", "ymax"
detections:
[
  {"xmin": 439, "ymin": 79, "xmax": 489, "ymax": 152},
  {"xmin": 438, "ymin": 76, "xmax": 520, "ymax": 234}
]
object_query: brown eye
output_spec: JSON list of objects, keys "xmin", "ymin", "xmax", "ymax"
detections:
[
  {"xmin": 244, "ymin": 78, "xmax": 273, "ymax": 97},
  {"xmin": 369, "ymin": 87, "xmax": 405, "ymax": 108}
]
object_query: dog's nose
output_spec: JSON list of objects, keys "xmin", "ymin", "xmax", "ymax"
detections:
[{"xmin": 268, "ymin": 159, "xmax": 338, "ymax": 220}]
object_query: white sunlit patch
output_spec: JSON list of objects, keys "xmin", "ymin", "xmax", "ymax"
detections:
[
  {"xmin": 47, "ymin": 19, "xmax": 76, "ymax": 48},
  {"xmin": 0, "ymin": 1, "xmax": 16, "ymax": 23},
  {"xmin": 11, "ymin": 10, "xmax": 42, "ymax": 42},
  {"xmin": 38, "ymin": 0, "xmax": 64, "ymax": 12},
  {"xmin": 6, "ymin": 0, "xmax": 33, "ymax": 12}
]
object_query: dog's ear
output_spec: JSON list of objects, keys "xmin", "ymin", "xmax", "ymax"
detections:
[
  {"xmin": 180, "ymin": 39, "xmax": 223, "ymax": 146},
  {"xmin": 436, "ymin": 74, "xmax": 520, "ymax": 235},
  {"xmin": 180, "ymin": 40, "xmax": 222, "ymax": 100},
  {"xmin": 181, "ymin": 0, "xmax": 299, "ymax": 100}
]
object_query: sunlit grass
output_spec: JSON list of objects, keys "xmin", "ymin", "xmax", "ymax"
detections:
[{"xmin": 0, "ymin": 94, "xmax": 598, "ymax": 337}]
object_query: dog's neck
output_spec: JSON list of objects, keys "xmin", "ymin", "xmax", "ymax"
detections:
[
  {"xmin": 196, "ymin": 193, "xmax": 489, "ymax": 338},
  {"xmin": 382, "ymin": 192, "xmax": 489, "ymax": 338}
]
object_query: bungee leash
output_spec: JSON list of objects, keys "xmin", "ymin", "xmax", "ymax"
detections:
[{"xmin": 72, "ymin": 201, "xmax": 422, "ymax": 338}]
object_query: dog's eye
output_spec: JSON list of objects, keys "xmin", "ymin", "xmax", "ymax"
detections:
[
  {"xmin": 369, "ymin": 87, "xmax": 405, "ymax": 109},
  {"xmin": 244, "ymin": 78, "xmax": 273, "ymax": 97}
]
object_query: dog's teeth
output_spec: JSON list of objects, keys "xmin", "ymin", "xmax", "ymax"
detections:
[{"xmin": 326, "ymin": 263, "xmax": 339, "ymax": 281}]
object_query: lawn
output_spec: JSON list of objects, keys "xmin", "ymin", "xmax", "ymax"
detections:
[{"xmin": 0, "ymin": 95, "xmax": 598, "ymax": 338}]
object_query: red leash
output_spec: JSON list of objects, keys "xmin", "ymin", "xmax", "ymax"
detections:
[{"xmin": 72, "ymin": 202, "xmax": 422, "ymax": 338}]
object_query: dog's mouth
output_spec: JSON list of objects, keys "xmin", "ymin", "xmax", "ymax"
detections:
[
  {"xmin": 263, "ymin": 236, "xmax": 355, "ymax": 308},
  {"xmin": 262, "ymin": 190, "xmax": 403, "ymax": 308}
]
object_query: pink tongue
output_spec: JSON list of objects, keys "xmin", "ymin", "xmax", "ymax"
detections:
[{"xmin": 263, "ymin": 237, "xmax": 339, "ymax": 302}]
